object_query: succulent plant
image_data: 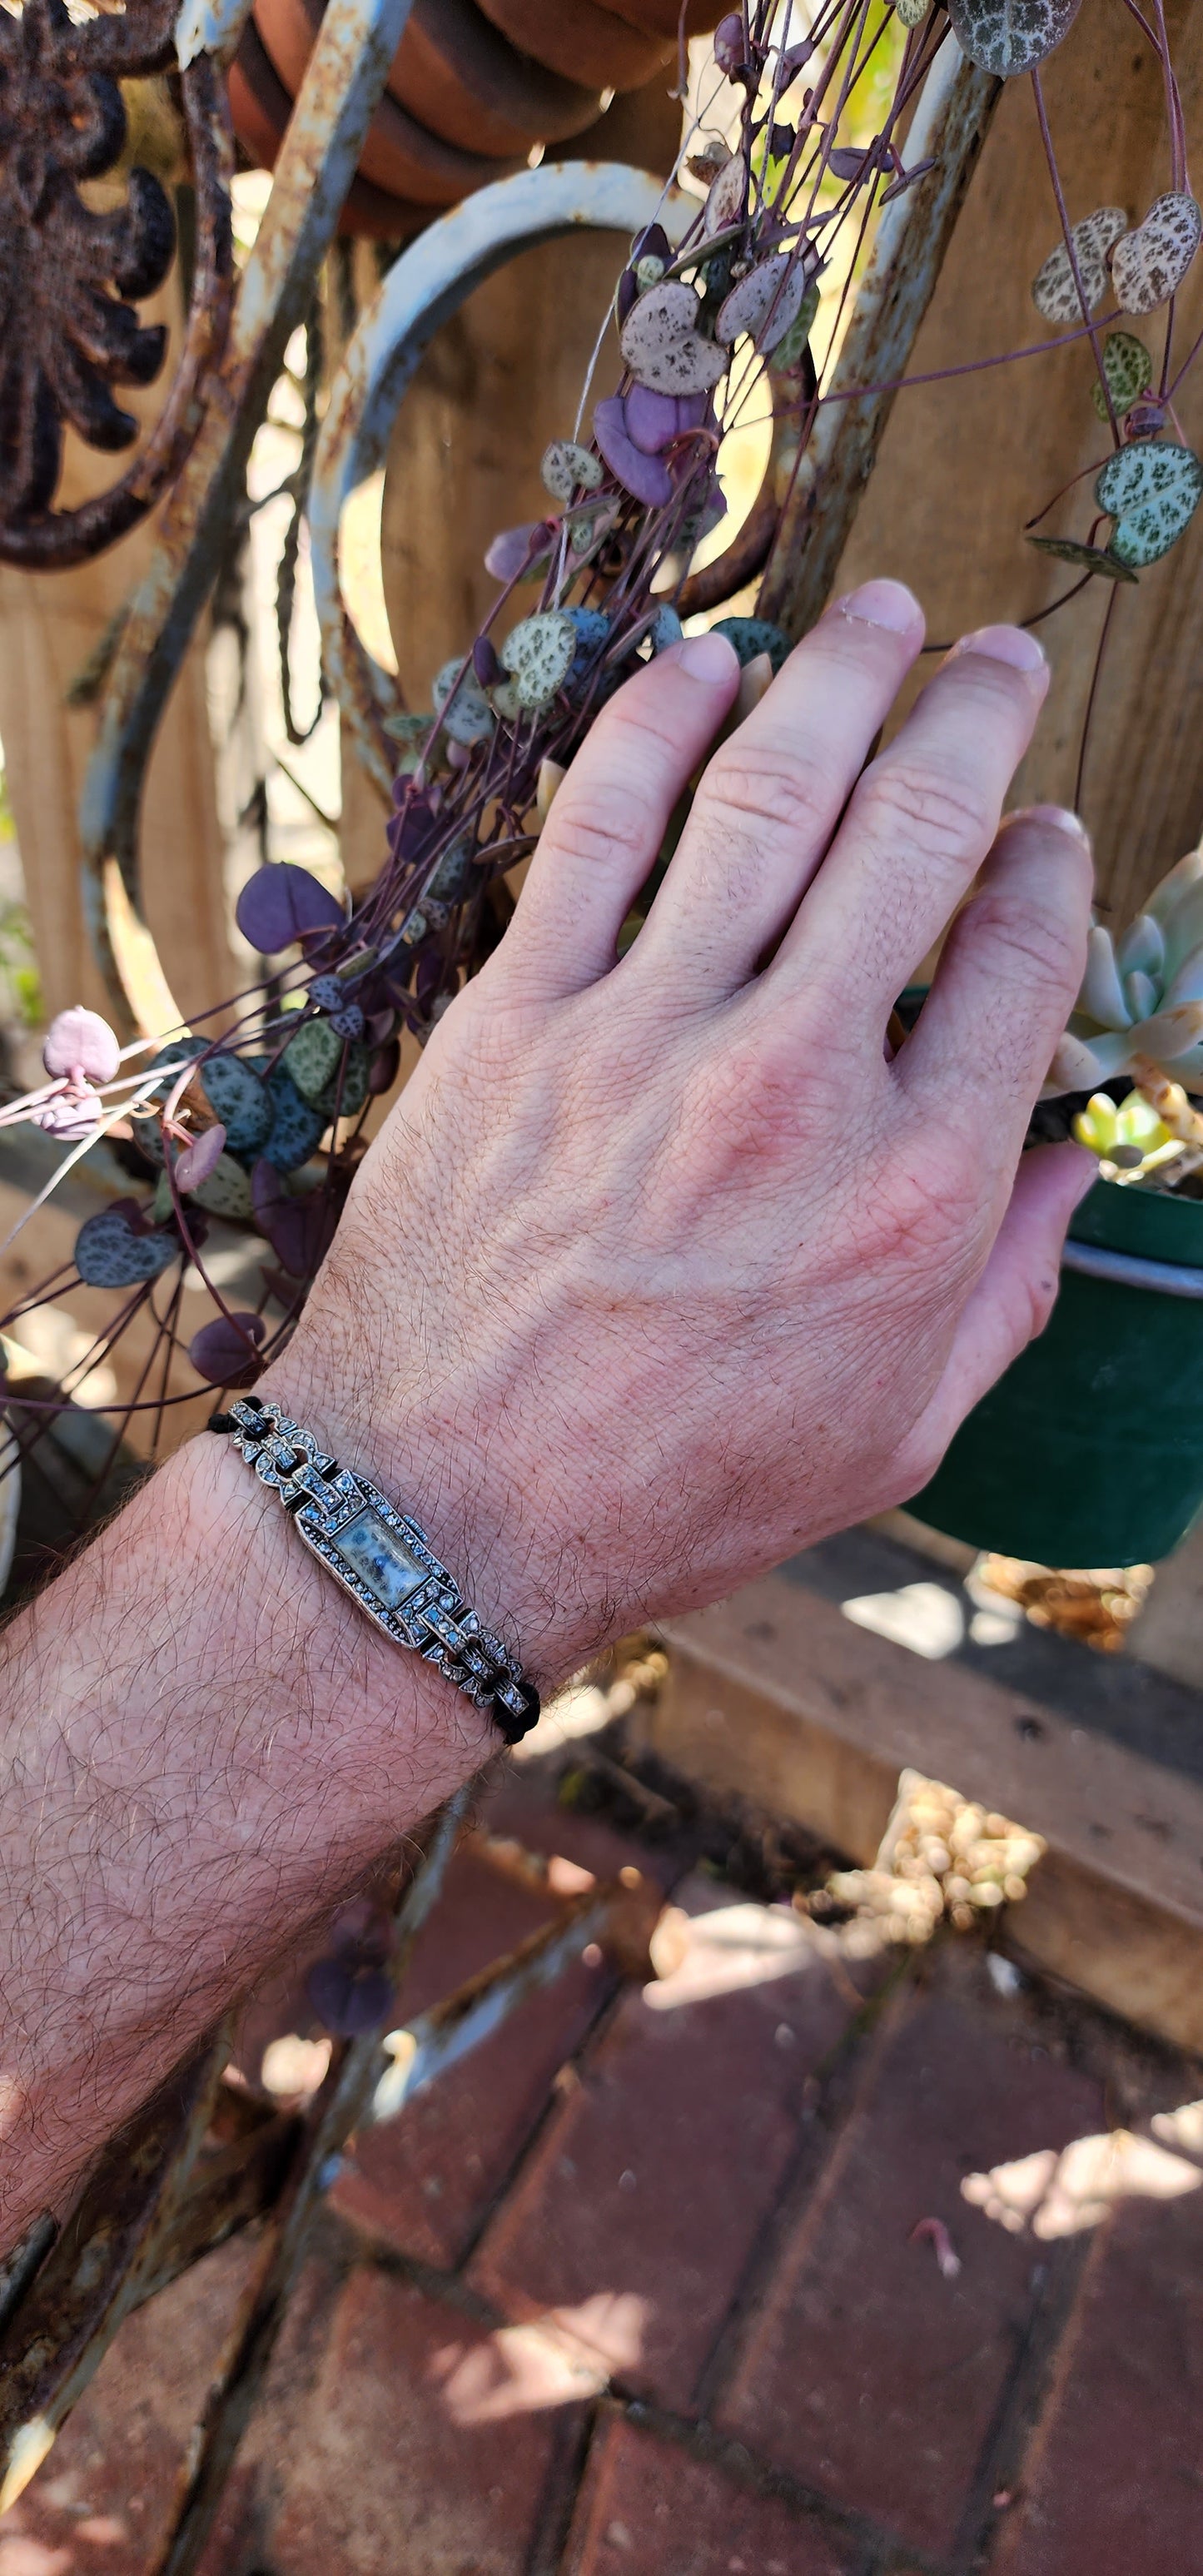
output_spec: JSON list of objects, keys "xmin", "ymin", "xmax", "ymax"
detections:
[
  {"xmin": 1071, "ymin": 1088, "xmax": 1175, "ymax": 1178},
  {"xmin": 1046, "ymin": 846, "xmax": 1203, "ymax": 1092}
]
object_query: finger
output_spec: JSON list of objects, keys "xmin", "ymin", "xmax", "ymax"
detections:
[
  {"xmin": 634, "ymin": 579, "xmax": 925, "ymax": 1001},
  {"xmin": 500, "ymin": 630, "xmax": 740, "ymax": 1000},
  {"xmin": 897, "ymin": 805, "xmax": 1094, "ymax": 1159},
  {"xmin": 769, "ymin": 626, "xmax": 1049, "ymax": 1024},
  {"xmin": 902, "ymin": 1144, "xmax": 1095, "ymax": 1479}
]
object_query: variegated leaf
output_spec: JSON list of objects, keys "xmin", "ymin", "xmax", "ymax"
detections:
[
  {"xmin": 1096, "ymin": 439, "xmax": 1203, "ymax": 567},
  {"xmin": 540, "ymin": 440, "xmax": 604, "ymax": 506},
  {"xmin": 947, "ymin": 0, "xmax": 1082, "ymax": 76},
  {"xmin": 1091, "ymin": 330, "xmax": 1153, "ymax": 419},
  {"xmin": 1112, "ymin": 193, "xmax": 1202, "ymax": 316},
  {"xmin": 500, "ymin": 611, "xmax": 578, "ymax": 711},
  {"xmin": 1031, "ymin": 207, "xmax": 1126, "ymax": 324},
  {"xmin": 620, "ymin": 281, "xmax": 728, "ymax": 396},
  {"xmin": 716, "ymin": 255, "xmax": 810, "ymax": 354}
]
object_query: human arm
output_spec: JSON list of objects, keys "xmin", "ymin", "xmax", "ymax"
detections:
[{"xmin": 0, "ymin": 579, "xmax": 1093, "ymax": 2245}]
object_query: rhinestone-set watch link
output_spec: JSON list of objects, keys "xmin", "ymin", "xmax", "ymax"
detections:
[{"xmin": 209, "ymin": 1395, "xmax": 540, "ymax": 1746}]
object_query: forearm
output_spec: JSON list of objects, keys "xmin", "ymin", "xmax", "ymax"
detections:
[{"xmin": 0, "ymin": 1419, "xmax": 493, "ymax": 2250}]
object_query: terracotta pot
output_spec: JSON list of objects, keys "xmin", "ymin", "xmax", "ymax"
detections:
[
  {"xmin": 474, "ymin": 0, "xmax": 673, "ymax": 92},
  {"xmin": 604, "ymin": 0, "xmax": 727, "ymax": 33},
  {"xmin": 396, "ymin": 0, "xmax": 608, "ymax": 154},
  {"xmin": 254, "ymin": 0, "xmax": 526, "ymax": 201},
  {"xmin": 229, "ymin": 20, "xmax": 430, "ymax": 237}
]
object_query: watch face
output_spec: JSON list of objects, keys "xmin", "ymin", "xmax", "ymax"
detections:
[{"xmin": 330, "ymin": 1508, "xmax": 429, "ymax": 1611}]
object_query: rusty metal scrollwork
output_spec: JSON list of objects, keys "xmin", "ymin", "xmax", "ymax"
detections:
[{"xmin": 0, "ymin": 0, "xmax": 235, "ymax": 570}]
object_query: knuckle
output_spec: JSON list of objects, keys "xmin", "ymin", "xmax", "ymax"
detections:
[
  {"xmin": 962, "ymin": 888, "xmax": 1084, "ymax": 1003},
  {"xmin": 855, "ymin": 755, "xmax": 992, "ymax": 868},
  {"xmin": 545, "ymin": 783, "xmax": 652, "ymax": 877},
  {"xmin": 698, "ymin": 739, "xmax": 840, "ymax": 847}
]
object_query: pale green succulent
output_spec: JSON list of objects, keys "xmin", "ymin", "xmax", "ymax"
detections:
[
  {"xmin": 1045, "ymin": 846, "xmax": 1203, "ymax": 1094},
  {"xmin": 1072, "ymin": 1087, "xmax": 1176, "ymax": 1178}
]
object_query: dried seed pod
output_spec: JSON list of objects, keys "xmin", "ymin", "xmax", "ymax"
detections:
[
  {"xmin": 1027, "ymin": 535, "xmax": 1136, "ymax": 582},
  {"xmin": 1091, "ymin": 330, "xmax": 1153, "ymax": 419},
  {"xmin": 619, "ymin": 281, "xmax": 727, "ymax": 396},
  {"xmin": 703, "ymin": 151, "xmax": 745, "ymax": 237},
  {"xmin": 1112, "ymin": 193, "xmax": 1202, "ymax": 316},
  {"xmin": 500, "ymin": 610, "xmax": 578, "ymax": 710},
  {"xmin": 1096, "ymin": 437, "xmax": 1203, "ymax": 566},
  {"xmin": 948, "ymin": 0, "xmax": 1084, "ymax": 77},
  {"xmin": 1031, "ymin": 207, "xmax": 1126, "ymax": 324},
  {"xmin": 716, "ymin": 254, "xmax": 811, "ymax": 354},
  {"xmin": 540, "ymin": 439, "xmax": 604, "ymax": 505}
]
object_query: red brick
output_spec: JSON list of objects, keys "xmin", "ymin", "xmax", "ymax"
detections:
[
  {"xmin": 261, "ymin": 2268, "xmax": 589, "ymax": 2575},
  {"xmin": 987, "ymin": 2180, "xmax": 1203, "ymax": 2576},
  {"xmin": 333, "ymin": 1842, "xmax": 615, "ymax": 2265},
  {"xmin": 717, "ymin": 1976, "xmax": 1106, "ymax": 2561},
  {"xmin": 468, "ymin": 1886, "xmax": 875, "ymax": 2409},
  {"xmin": 1, "ymin": 2235, "xmax": 258, "ymax": 2576},
  {"xmin": 563, "ymin": 2416, "xmax": 855, "ymax": 2576}
]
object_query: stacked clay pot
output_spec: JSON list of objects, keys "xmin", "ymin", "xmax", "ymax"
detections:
[{"xmin": 230, "ymin": 0, "xmax": 727, "ymax": 236}]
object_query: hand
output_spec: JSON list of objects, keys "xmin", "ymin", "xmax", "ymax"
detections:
[{"xmin": 268, "ymin": 578, "xmax": 1093, "ymax": 1686}]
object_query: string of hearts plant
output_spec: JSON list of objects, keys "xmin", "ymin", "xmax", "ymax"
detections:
[{"xmin": 2, "ymin": 0, "xmax": 1202, "ymax": 1539}]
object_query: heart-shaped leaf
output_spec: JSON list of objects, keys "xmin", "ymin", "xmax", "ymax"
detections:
[
  {"xmin": 1091, "ymin": 331, "xmax": 1153, "ymax": 419},
  {"xmin": 172, "ymin": 1123, "xmax": 228, "ymax": 1192},
  {"xmin": 261, "ymin": 1065, "xmax": 327, "ymax": 1173},
  {"xmin": 75, "ymin": 1206, "xmax": 177, "ymax": 1287},
  {"xmin": 624, "ymin": 384, "xmax": 684, "ymax": 455},
  {"xmin": 235, "ymin": 863, "xmax": 344, "ymax": 953},
  {"xmin": 1112, "ymin": 193, "xmax": 1202, "ymax": 316},
  {"xmin": 484, "ymin": 521, "xmax": 553, "ymax": 584},
  {"xmin": 198, "ymin": 1052, "xmax": 272, "ymax": 1157},
  {"xmin": 432, "ymin": 657, "xmax": 495, "ymax": 747},
  {"xmin": 717, "ymin": 255, "xmax": 811, "ymax": 355},
  {"xmin": 594, "ymin": 395, "xmax": 674, "ymax": 506},
  {"xmin": 188, "ymin": 1152, "xmax": 254, "ymax": 1221},
  {"xmin": 768, "ymin": 281, "xmax": 821, "ymax": 374},
  {"xmin": 1031, "ymin": 207, "xmax": 1126, "ymax": 324},
  {"xmin": 619, "ymin": 281, "xmax": 728, "ymax": 397},
  {"xmin": 252, "ymin": 1161, "xmax": 340, "ymax": 1276},
  {"xmin": 1027, "ymin": 534, "xmax": 1137, "ymax": 579},
  {"xmin": 540, "ymin": 440, "xmax": 604, "ymax": 506},
  {"xmin": 42, "ymin": 1006, "xmax": 120, "ymax": 1085},
  {"xmin": 283, "ymin": 1016, "xmax": 342, "ymax": 1103},
  {"xmin": 713, "ymin": 616, "xmax": 791, "ymax": 674},
  {"xmin": 188, "ymin": 1311, "xmax": 266, "ymax": 1389},
  {"xmin": 500, "ymin": 612, "xmax": 578, "ymax": 711},
  {"xmin": 948, "ymin": 0, "xmax": 1082, "ymax": 75},
  {"xmin": 1096, "ymin": 439, "xmax": 1203, "ymax": 564}
]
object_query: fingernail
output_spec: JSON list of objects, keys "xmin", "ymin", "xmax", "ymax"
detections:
[
  {"xmin": 836, "ymin": 578, "xmax": 922, "ymax": 633},
  {"xmin": 1002, "ymin": 802, "xmax": 1092, "ymax": 851},
  {"xmin": 676, "ymin": 630, "xmax": 741, "ymax": 683},
  {"xmin": 947, "ymin": 624, "xmax": 1047, "ymax": 674}
]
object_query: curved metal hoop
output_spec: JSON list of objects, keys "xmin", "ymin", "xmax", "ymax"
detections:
[{"xmin": 309, "ymin": 157, "xmax": 695, "ymax": 798}]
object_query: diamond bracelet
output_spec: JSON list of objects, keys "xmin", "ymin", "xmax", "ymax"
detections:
[{"xmin": 207, "ymin": 1395, "xmax": 541, "ymax": 1747}]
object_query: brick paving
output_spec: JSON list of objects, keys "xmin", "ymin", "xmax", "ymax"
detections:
[{"xmin": 4, "ymin": 1761, "xmax": 1203, "ymax": 2576}]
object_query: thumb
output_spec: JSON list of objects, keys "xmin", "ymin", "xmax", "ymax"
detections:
[{"xmin": 905, "ymin": 1142, "xmax": 1096, "ymax": 1477}]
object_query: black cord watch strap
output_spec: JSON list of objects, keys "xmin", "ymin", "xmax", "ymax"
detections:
[{"xmin": 208, "ymin": 1395, "xmax": 540, "ymax": 1747}]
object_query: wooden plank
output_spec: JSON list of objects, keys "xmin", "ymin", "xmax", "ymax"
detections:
[
  {"xmin": 0, "ymin": 274, "xmax": 238, "ymax": 1029},
  {"xmin": 826, "ymin": 0, "xmax": 1203, "ymax": 922},
  {"xmin": 638, "ymin": 1547, "xmax": 1203, "ymax": 2053}
]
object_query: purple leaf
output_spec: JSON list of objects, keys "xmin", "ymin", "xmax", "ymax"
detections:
[
  {"xmin": 827, "ymin": 145, "xmax": 870, "ymax": 181},
  {"xmin": 594, "ymin": 395, "xmax": 673, "ymax": 506},
  {"xmin": 306, "ymin": 1956, "xmax": 395, "ymax": 2037},
  {"xmin": 33, "ymin": 1088, "xmax": 103, "ymax": 1141},
  {"xmin": 251, "ymin": 1160, "xmax": 340, "ymax": 1277},
  {"xmin": 713, "ymin": 11, "xmax": 745, "ymax": 73},
  {"xmin": 484, "ymin": 521, "xmax": 553, "ymax": 583},
  {"xmin": 173, "ymin": 1123, "xmax": 227, "ymax": 1192},
  {"xmin": 632, "ymin": 221, "xmax": 671, "ymax": 268},
  {"xmin": 368, "ymin": 1037, "xmax": 401, "ymax": 1095},
  {"xmin": 472, "ymin": 634, "xmax": 503, "ymax": 689},
  {"xmin": 236, "ymin": 863, "xmax": 345, "ymax": 953},
  {"xmin": 624, "ymin": 384, "xmax": 684, "ymax": 455},
  {"xmin": 615, "ymin": 267, "xmax": 639, "ymax": 327},
  {"xmin": 780, "ymin": 37, "xmax": 815, "ymax": 77},
  {"xmin": 365, "ymin": 1007, "xmax": 397, "ymax": 1048},
  {"xmin": 187, "ymin": 1311, "xmax": 266, "ymax": 1390},
  {"xmin": 42, "ymin": 1007, "xmax": 120, "ymax": 1086}
]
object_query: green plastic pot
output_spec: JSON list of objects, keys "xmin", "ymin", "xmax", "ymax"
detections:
[{"xmin": 910, "ymin": 1176, "xmax": 1203, "ymax": 1566}]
